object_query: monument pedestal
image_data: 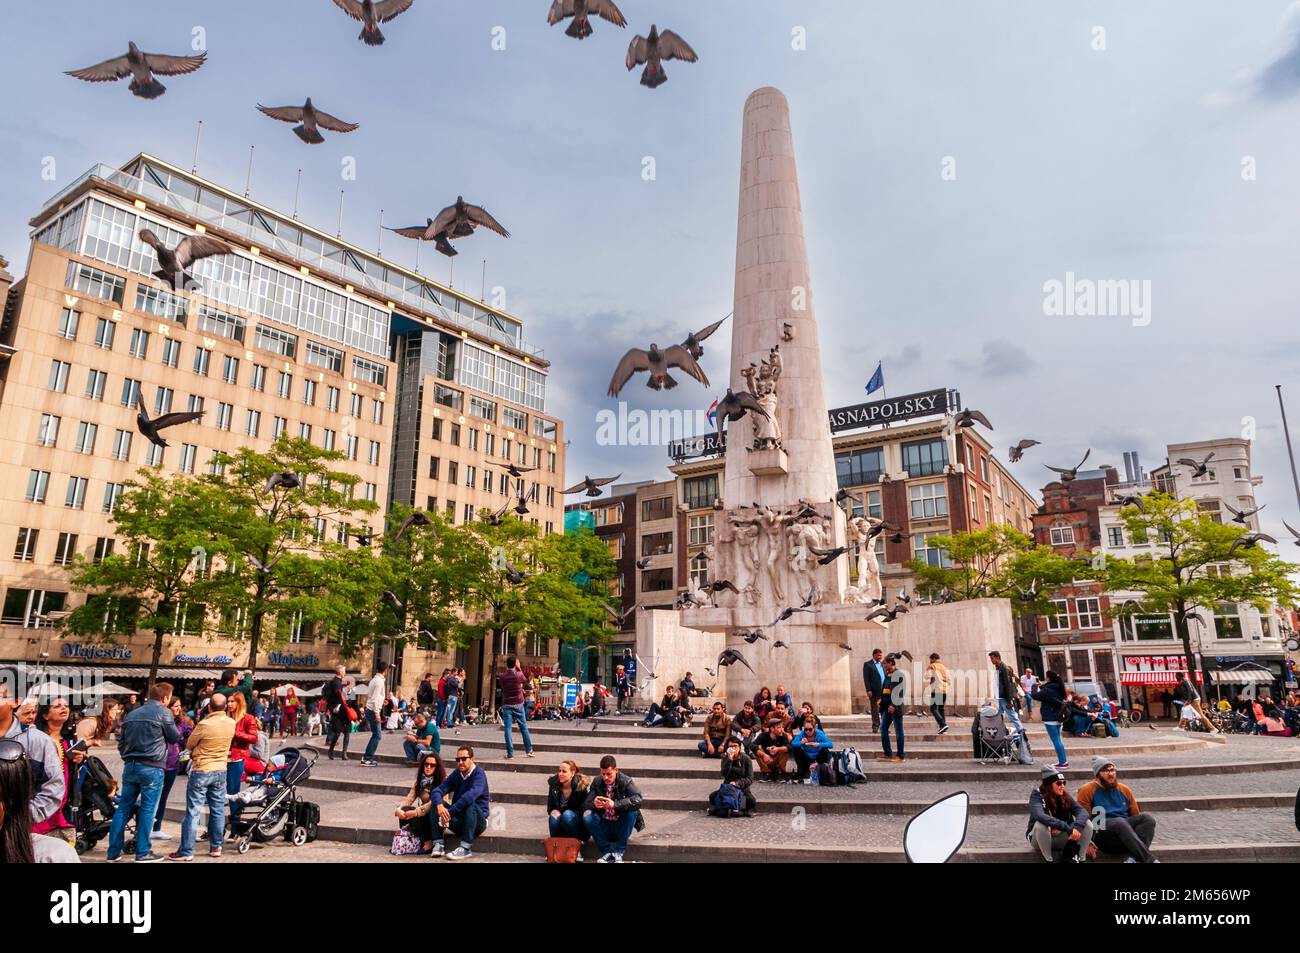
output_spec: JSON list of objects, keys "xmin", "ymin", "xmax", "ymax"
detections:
[{"xmin": 747, "ymin": 448, "xmax": 788, "ymax": 476}]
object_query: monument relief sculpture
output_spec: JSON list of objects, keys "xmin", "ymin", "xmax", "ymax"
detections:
[{"xmin": 741, "ymin": 345, "xmax": 783, "ymax": 451}]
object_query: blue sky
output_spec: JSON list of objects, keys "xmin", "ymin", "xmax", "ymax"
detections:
[{"xmin": 4, "ymin": 1, "xmax": 1300, "ymax": 538}]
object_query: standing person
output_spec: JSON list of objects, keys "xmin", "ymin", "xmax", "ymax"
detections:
[
  {"xmin": 583, "ymin": 755, "xmax": 643, "ymax": 863},
  {"xmin": 33, "ymin": 699, "xmax": 77, "ymax": 842},
  {"xmin": 1160, "ymin": 689, "xmax": 1173, "ymax": 720},
  {"xmin": 323, "ymin": 664, "xmax": 353, "ymax": 761},
  {"xmin": 547, "ymin": 759, "xmax": 590, "ymax": 843},
  {"xmin": 877, "ymin": 654, "xmax": 908, "ymax": 762},
  {"xmin": 1032, "ymin": 670, "xmax": 1071, "ymax": 770},
  {"xmin": 416, "ymin": 673, "xmax": 435, "ymax": 714},
  {"xmin": 499, "ymin": 656, "xmax": 535, "ymax": 760},
  {"xmin": 0, "ymin": 685, "xmax": 63, "ymax": 830},
  {"xmin": 429, "ymin": 746, "xmax": 490, "ymax": 860},
  {"xmin": 1020, "ymin": 668, "xmax": 1040, "ymax": 722},
  {"xmin": 281, "ymin": 686, "xmax": 300, "ymax": 738},
  {"xmin": 435, "ymin": 669, "xmax": 450, "ymax": 727},
  {"xmin": 753, "ymin": 718, "xmax": 793, "ymax": 781},
  {"xmin": 1075, "ymin": 757, "xmax": 1159, "ymax": 863},
  {"xmin": 1026, "ymin": 766, "xmax": 1094, "ymax": 863},
  {"xmin": 106, "ymin": 682, "xmax": 178, "ymax": 863},
  {"xmin": 151, "ymin": 696, "xmax": 192, "ymax": 843},
  {"xmin": 456, "ymin": 669, "xmax": 470, "ymax": 724},
  {"xmin": 614, "ymin": 664, "xmax": 632, "ymax": 716},
  {"xmin": 168, "ymin": 693, "xmax": 236, "ymax": 861},
  {"xmin": 927, "ymin": 653, "xmax": 950, "ymax": 734},
  {"xmin": 698, "ymin": 702, "xmax": 732, "ymax": 757},
  {"xmin": 1175, "ymin": 672, "xmax": 1216, "ymax": 733},
  {"xmin": 393, "ymin": 751, "xmax": 447, "ymax": 854},
  {"xmin": 218, "ymin": 668, "xmax": 256, "ymax": 712},
  {"xmin": 443, "ymin": 668, "xmax": 462, "ymax": 728},
  {"xmin": 0, "ymin": 742, "xmax": 80, "ymax": 864},
  {"xmin": 226, "ymin": 691, "xmax": 259, "ymax": 824},
  {"xmin": 863, "ymin": 648, "xmax": 886, "ymax": 731},
  {"xmin": 361, "ymin": 661, "xmax": 389, "ymax": 767},
  {"xmin": 989, "ymin": 652, "xmax": 1024, "ymax": 733},
  {"xmin": 708, "ymin": 738, "xmax": 756, "ymax": 816}
]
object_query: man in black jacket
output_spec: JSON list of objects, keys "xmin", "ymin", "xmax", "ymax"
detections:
[
  {"xmin": 708, "ymin": 739, "xmax": 756, "ymax": 816},
  {"xmin": 106, "ymin": 682, "xmax": 179, "ymax": 863},
  {"xmin": 863, "ymin": 648, "xmax": 885, "ymax": 730},
  {"xmin": 989, "ymin": 652, "xmax": 1024, "ymax": 733},
  {"xmin": 323, "ymin": 665, "xmax": 352, "ymax": 761},
  {"xmin": 583, "ymin": 755, "xmax": 643, "ymax": 862}
]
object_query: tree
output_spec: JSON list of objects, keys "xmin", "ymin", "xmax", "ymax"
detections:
[
  {"xmin": 66, "ymin": 469, "xmax": 225, "ymax": 690},
  {"xmin": 905, "ymin": 524, "xmax": 1081, "ymax": 616},
  {"xmin": 1095, "ymin": 493, "xmax": 1299, "ymax": 700},
  {"xmin": 200, "ymin": 437, "xmax": 380, "ymax": 675}
]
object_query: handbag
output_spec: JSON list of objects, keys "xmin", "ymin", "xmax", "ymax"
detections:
[
  {"xmin": 390, "ymin": 827, "xmax": 423, "ymax": 856},
  {"xmin": 543, "ymin": 836, "xmax": 582, "ymax": 863}
]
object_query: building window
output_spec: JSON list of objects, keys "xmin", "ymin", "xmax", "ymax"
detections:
[
  {"xmin": 688, "ymin": 514, "xmax": 715, "ymax": 546},
  {"xmin": 93, "ymin": 537, "xmax": 114, "ymax": 562},
  {"xmin": 159, "ymin": 337, "xmax": 180, "ymax": 367},
  {"xmin": 277, "ymin": 371, "xmax": 292, "ymax": 399},
  {"xmin": 429, "ymin": 457, "xmax": 440, "ymax": 480},
  {"xmin": 272, "ymin": 416, "xmax": 287, "ymax": 439},
  {"xmin": 245, "ymin": 409, "xmax": 261, "ymax": 438},
  {"xmin": 53, "ymin": 533, "xmax": 78, "ymax": 567},
  {"xmin": 48, "ymin": 360, "xmax": 70, "ymax": 393},
  {"xmin": 467, "ymin": 429, "xmax": 480, "ymax": 451},
  {"xmin": 463, "ymin": 502, "xmax": 474, "ymax": 523},
  {"xmin": 73, "ymin": 422, "xmax": 98, "ymax": 455},
  {"xmin": 1106, "ymin": 526, "xmax": 1124, "ymax": 548},
  {"xmin": 298, "ymin": 423, "xmax": 311, "ymax": 441},
  {"xmin": 912, "ymin": 532, "xmax": 951, "ymax": 567},
  {"xmin": 448, "ymin": 461, "xmax": 459, "ymax": 485},
  {"xmin": 179, "ymin": 444, "xmax": 197, "ymax": 474},
  {"xmin": 25, "ymin": 470, "xmax": 50, "ymax": 503},
  {"xmin": 1049, "ymin": 525, "xmax": 1075, "ymax": 546},
  {"xmin": 1047, "ymin": 598, "xmax": 1071, "ymax": 631},
  {"xmin": 111, "ymin": 429, "xmax": 132, "ymax": 461},
  {"xmin": 449, "ymin": 423, "xmax": 461, "ymax": 446},
  {"xmin": 85, "ymin": 369, "xmax": 107, "ymax": 401},
  {"xmin": 465, "ymin": 465, "xmax": 476, "ymax": 488},
  {"xmin": 345, "ymin": 434, "xmax": 358, "ymax": 461},
  {"xmin": 64, "ymin": 476, "xmax": 87, "ymax": 510},
  {"xmin": 326, "ymin": 386, "xmax": 340, "ymax": 412},
  {"xmin": 188, "ymin": 394, "xmax": 204, "ymax": 414},
  {"xmin": 1197, "ymin": 500, "xmax": 1221, "ymax": 523},
  {"xmin": 372, "ymin": 400, "xmax": 384, "ymax": 425},
  {"xmin": 469, "ymin": 395, "xmax": 496, "ymax": 421},
  {"xmin": 836, "ymin": 446, "xmax": 884, "ymax": 487},
  {"xmin": 129, "ymin": 328, "xmax": 149, "ymax": 359},
  {"xmin": 305, "ymin": 341, "xmax": 343, "ymax": 373},
  {"xmin": 1214, "ymin": 603, "xmax": 1243, "ymax": 639},
  {"xmin": 682, "ymin": 474, "xmax": 718, "ymax": 510},
  {"xmin": 368, "ymin": 440, "xmax": 381, "ymax": 466},
  {"xmin": 641, "ymin": 568, "xmax": 673, "ymax": 592},
  {"xmin": 222, "ymin": 354, "xmax": 240, "ymax": 385},
  {"xmin": 349, "ymin": 393, "xmax": 362, "ymax": 418},
  {"xmin": 67, "ymin": 261, "xmax": 125, "ymax": 304},
  {"xmin": 364, "ymin": 482, "xmax": 377, "ymax": 502},
  {"xmin": 901, "ymin": 438, "xmax": 948, "ymax": 478},
  {"xmin": 58, "ymin": 308, "xmax": 80, "ymax": 340},
  {"xmin": 641, "ymin": 497, "xmax": 673, "ymax": 522},
  {"xmin": 302, "ymin": 380, "xmax": 317, "ymax": 406},
  {"xmin": 1076, "ymin": 596, "xmax": 1102, "ymax": 629},
  {"xmin": 14, "ymin": 528, "xmax": 38, "ymax": 562},
  {"xmin": 94, "ymin": 317, "xmax": 115, "ymax": 350},
  {"xmin": 255, "ymin": 324, "xmax": 299, "ymax": 359},
  {"xmin": 154, "ymin": 387, "xmax": 174, "ymax": 415},
  {"xmin": 909, "ymin": 482, "xmax": 948, "ymax": 520},
  {"xmin": 192, "ymin": 347, "xmax": 211, "ymax": 376},
  {"xmin": 642, "ymin": 532, "xmax": 673, "ymax": 557},
  {"xmin": 250, "ymin": 364, "xmax": 267, "ymax": 391},
  {"xmin": 216, "ymin": 402, "xmax": 233, "ymax": 431},
  {"xmin": 103, "ymin": 483, "xmax": 124, "ymax": 513},
  {"xmin": 37, "ymin": 414, "xmax": 60, "ymax": 448}
]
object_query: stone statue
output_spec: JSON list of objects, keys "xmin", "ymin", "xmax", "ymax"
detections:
[
  {"xmin": 729, "ymin": 513, "xmax": 762, "ymax": 604},
  {"xmin": 756, "ymin": 505, "xmax": 791, "ymax": 602},
  {"xmin": 741, "ymin": 345, "xmax": 783, "ymax": 451},
  {"xmin": 786, "ymin": 516, "xmax": 821, "ymax": 604},
  {"xmin": 847, "ymin": 515, "xmax": 884, "ymax": 603}
]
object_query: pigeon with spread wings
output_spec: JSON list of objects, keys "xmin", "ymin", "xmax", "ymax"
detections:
[
  {"xmin": 332, "ymin": 0, "xmax": 415, "ymax": 46},
  {"xmin": 716, "ymin": 648, "xmax": 754, "ymax": 675},
  {"xmin": 66, "ymin": 42, "xmax": 206, "ymax": 99},
  {"xmin": 625, "ymin": 24, "xmax": 698, "ymax": 88},
  {"xmin": 139, "ymin": 229, "xmax": 232, "ymax": 292},
  {"xmin": 392, "ymin": 510, "xmax": 432, "ymax": 541},
  {"xmin": 1223, "ymin": 501, "xmax": 1265, "ymax": 525},
  {"xmin": 547, "ymin": 0, "xmax": 626, "ymax": 39},
  {"xmin": 264, "ymin": 472, "xmax": 301, "ymax": 492},
  {"xmin": 1008, "ymin": 439, "xmax": 1040, "ymax": 463},
  {"xmin": 713, "ymin": 388, "xmax": 770, "ymax": 441},
  {"xmin": 1044, "ymin": 448, "xmax": 1091, "ymax": 484},
  {"xmin": 385, "ymin": 218, "xmax": 457, "ymax": 257},
  {"xmin": 1227, "ymin": 532, "xmax": 1277, "ymax": 557},
  {"xmin": 258, "ymin": 98, "xmax": 359, "ymax": 144},
  {"xmin": 952, "ymin": 409, "xmax": 993, "ymax": 430},
  {"xmin": 681, "ymin": 314, "xmax": 729, "ymax": 360},
  {"xmin": 1176, "ymin": 452, "xmax": 1215, "ymax": 479},
  {"xmin": 135, "ymin": 395, "xmax": 203, "ymax": 448},
  {"xmin": 562, "ymin": 474, "xmax": 621, "ymax": 497},
  {"xmin": 428, "ymin": 197, "xmax": 510, "ymax": 251},
  {"xmin": 607, "ymin": 343, "xmax": 708, "ymax": 397}
]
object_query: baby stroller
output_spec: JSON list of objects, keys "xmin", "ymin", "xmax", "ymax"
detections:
[
  {"xmin": 972, "ymin": 704, "xmax": 1033, "ymax": 765},
  {"xmin": 228, "ymin": 746, "xmax": 321, "ymax": 854},
  {"xmin": 72, "ymin": 755, "xmax": 133, "ymax": 856}
]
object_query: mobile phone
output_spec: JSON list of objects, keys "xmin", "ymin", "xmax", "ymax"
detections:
[{"xmin": 67, "ymin": 739, "xmax": 88, "ymax": 755}]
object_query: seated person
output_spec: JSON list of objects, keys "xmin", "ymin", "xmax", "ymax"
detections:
[
  {"xmin": 792, "ymin": 702, "xmax": 822, "ymax": 731},
  {"xmin": 707, "ymin": 738, "xmax": 756, "ymax": 816},
  {"xmin": 394, "ymin": 752, "xmax": 447, "ymax": 853},
  {"xmin": 730, "ymin": 700, "xmax": 762, "ymax": 749},
  {"xmin": 1026, "ymin": 766, "xmax": 1093, "ymax": 863},
  {"xmin": 751, "ymin": 688, "xmax": 774, "ymax": 723},
  {"xmin": 403, "ymin": 713, "xmax": 441, "ymax": 764},
  {"xmin": 698, "ymin": 703, "xmax": 732, "ymax": 757},
  {"xmin": 752, "ymin": 720, "xmax": 793, "ymax": 781},
  {"xmin": 1074, "ymin": 757, "xmax": 1157, "ymax": 863},
  {"xmin": 788, "ymin": 717, "xmax": 833, "ymax": 782},
  {"xmin": 1062, "ymin": 696, "xmax": 1093, "ymax": 736},
  {"xmin": 547, "ymin": 759, "xmax": 590, "ymax": 841},
  {"xmin": 642, "ymin": 686, "xmax": 685, "ymax": 728},
  {"xmin": 764, "ymin": 702, "xmax": 793, "ymax": 735},
  {"xmin": 1087, "ymin": 696, "xmax": 1119, "ymax": 738},
  {"xmin": 1259, "ymin": 706, "xmax": 1292, "ymax": 737},
  {"xmin": 583, "ymin": 756, "xmax": 642, "ymax": 863}
]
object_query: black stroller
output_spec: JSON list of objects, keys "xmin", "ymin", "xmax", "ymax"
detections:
[
  {"xmin": 72, "ymin": 755, "xmax": 134, "ymax": 856},
  {"xmin": 972, "ymin": 704, "xmax": 1033, "ymax": 765},
  {"xmin": 228, "ymin": 746, "xmax": 321, "ymax": 854}
]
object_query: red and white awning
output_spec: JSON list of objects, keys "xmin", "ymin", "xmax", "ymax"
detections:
[{"xmin": 1120, "ymin": 671, "xmax": 1201, "ymax": 685}]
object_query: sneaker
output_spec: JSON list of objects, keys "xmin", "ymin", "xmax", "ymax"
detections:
[
  {"xmin": 1053, "ymin": 762, "xmax": 1070, "ymax": 770},
  {"xmin": 597, "ymin": 853, "xmax": 614, "ymax": 863},
  {"xmin": 937, "ymin": 725, "xmax": 950, "ymax": 735},
  {"xmin": 359, "ymin": 759, "xmax": 377, "ymax": 767},
  {"xmin": 574, "ymin": 853, "xmax": 584, "ymax": 862},
  {"xmin": 611, "ymin": 852, "xmax": 625, "ymax": 863},
  {"xmin": 446, "ymin": 846, "xmax": 473, "ymax": 860},
  {"xmin": 153, "ymin": 830, "xmax": 173, "ymax": 840},
  {"xmin": 429, "ymin": 841, "xmax": 446, "ymax": 858},
  {"xmin": 1124, "ymin": 857, "xmax": 1139, "ymax": 864},
  {"xmin": 135, "ymin": 852, "xmax": 166, "ymax": 863},
  {"xmin": 166, "ymin": 852, "xmax": 193, "ymax": 862},
  {"xmin": 526, "ymin": 751, "xmax": 535, "ymax": 758},
  {"xmin": 504, "ymin": 754, "xmax": 514, "ymax": 760},
  {"xmin": 105, "ymin": 854, "xmax": 121, "ymax": 863},
  {"xmin": 890, "ymin": 756, "xmax": 905, "ymax": 763},
  {"xmin": 208, "ymin": 847, "xmax": 223, "ymax": 858}
]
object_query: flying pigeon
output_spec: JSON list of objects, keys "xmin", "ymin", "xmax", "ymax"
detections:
[
  {"xmin": 715, "ymin": 648, "xmax": 754, "ymax": 674},
  {"xmin": 138, "ymin": 229, "xmax": 231, "ymax": 292},
  {"xmin": 562, "ymin": 474, "xmax": 622, "ymax": 497},
  {"xmin": 1114, "ymin": 494, "xmax": 1146, "ymax": 512},
  {"xmin": 1222, "ymin": 501, "xmax": 1264, "ymax": 525},
  {"xmin": 500, "ymin": 557, "xmax": 528, "ymax": 585},
  {"xmin": 625, "ymin": 24, "xmax": 698, "ymax": 88},
  {"xmin": 349, "ymin": 528, "xmax": 375, "ymax": 546},
  {"xmin": 1176, "ymin": 452, "xmax": 1214, "ymax": 479},
  {"xmin": 713, "ymin": 388, "xmax": 769, "ymax": 440},
  {"xmin": 392, "ymin": 510, "xmax": 432, "ymax": 541},
  {"xmin": 513, "ymin": 491, "xmax": 530, "ymax": 516},
  {"xmin": 952, "ymin": 409, "xmax": 992, "ymax": 430},
  {"xmin": 635, "ymin": 557, "xmax": 652, "ymax": 570},
  {"xmin": 865, "ymin": 604, "xmax": 908, "ymax": 623},
  {"xmin": 1044, "ymin": 449, "xmax": 1091, "ymax": 483},
  {"xmin": 896, "ymin": 649, "xmax": 914, "ymax": 663},
  {"xmin": 424, "ymin": 197, "xmax": 510, "ymax": 256},
  {"xmin": 547, "ymin": 0, "xmax": 626, "ymax": 39},
  {"xmin": 483, "ymin": 500, "xmax": 512, "ymax": 526},
  {"xmin": 134, "ymin": 395, "xmax": 203, "ymax": 448},
  {"xmin": 504, "ymin": 463, "xmax": 536, "ymax": 479},
  {"xmin": 380, "ymin": 590, "xmax": 404, "ymax": 611},
  {"xmin": 808, "ymin": 544, "xmax": 848, "ymax": 566},
  {"xmin": 772, "ymin": 640, "xmax": 788, "ymax": 649},
  {"xmin": 1228, "ymin": 532, "xmax": 1277, "ymax": 557},
  {"xmin": 386, "ymin": 219, "xmax": 457, "ymax": 257},
  {"xmin": 886, "ymin": 531, "xmax": 907, "ymax": 545},
  {"xmin": 264, "ymin": 471, "xmax": 302, "ymax": 492},
  {"xmin": 247, "ymin": 554, "xmax": 280, "ymax": 574},
  {"xmin": 836, "ymin": 643, "xmax": 852, "ymax": 652},
  {"xmin": 767, "ymin": 604, "xmax": 814, "ymax": 628},
  {"xmin": 1008, "ymin": 439, "xmax": 1040, "ymax": 463},
  {"xmin": 740, "ymin": 629, "xmax": 767, "ymax": 644},
  {"xmin": 702, "ymin": 580, "xmax": 740, "ymax": 595},
  {"xmin": 258, "ymin": 99, "xmax": 359, "ymax": 144},
  {"xmin": 608, "ymin": 343, "xmax": 708, "ymax": 397},
  {"xmin": 66, "ymin": 42, "xmax": 206, "ymax": 99},
  {"xmin": 704, "ymin": 667, "xmax": 716, "ymax": 677},
  {"xmin": 332, "ymin": 0, "xmax": 414, "ymax": 46},
  {"xmin": 896, "ymin": 589, "xmax": 913, "ymax": 607},
  {"xmin": 600, "ymin": 601, "xmax": 638, "ymax": 625},
  {"xmin": 680, "ymin": 314, "xmax": 729, "ymax": 361}
]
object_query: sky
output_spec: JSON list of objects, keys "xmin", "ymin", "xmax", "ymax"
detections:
[{"xmin": 4, "ymin": 1, "xmax": 1300, "ymax": 541}]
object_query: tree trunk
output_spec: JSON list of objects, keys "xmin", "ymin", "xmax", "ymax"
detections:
[
  {"xmin": 246, "ymin": 610, "xmax": 262, "ymax": 678},
  {"xmin": 147, "ymin": 624, "xmax": 165, "ymax": 694},
  {"xmin": 1175, "ymin": 605, "xmax": 1205, "ymax": 702}
]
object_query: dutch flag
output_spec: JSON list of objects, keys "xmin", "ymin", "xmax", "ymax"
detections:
[{"xmin": 706, "ymin": 398, "xmax": 719, "ymax": 426}]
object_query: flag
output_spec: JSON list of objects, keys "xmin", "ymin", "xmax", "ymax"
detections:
[
  {"xmin": 865, "ymin": 362, "xmax": 884, "ymax": 395},
  {"xmin": 706, "ymin": 398, "xmax": 719, "ymax": 426}
]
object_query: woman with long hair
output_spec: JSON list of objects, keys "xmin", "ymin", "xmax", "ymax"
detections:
[
  {"xmin": 394, "ymin": 751, "xmax": 447, "ymax": 853},
  {"xmin": 547, "ymin": 759, "xmax": 590, "ymax": 843},
  {"xmin": 1026, "ymin": 766, "xmax": 1093, "ymax": 863},
  {"xmin": 752, "ymin": 687, "xmax": 773, "ymax": 722},
  {"xmin": 227, "ymin": 691, "xmax": 259, "ymax": 817},
  {"xmin": 282, "ymin": 686, "xmax": 300, "ymax": 738},
  {"xmin": 1031, "ymin": 669, "xmax": 1071, "ymax": 770},
  {"xmin": 0, "ymin": 740, "xmax": 78, "ymax": 863},
  {"xmin": 33, "ymin": 699, "xmax": 77, "ymax": 842},
  {"xmin": 152, "ymin": 696, "xmax": 193, "ymax": 842},
  {"xmin": 76, "ymin": 699, "xmax": 122, "ymax": 747}
]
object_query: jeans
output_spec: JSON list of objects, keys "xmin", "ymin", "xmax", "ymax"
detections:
[
  {"xmin": 1092, "ymin": 813, "xmax": 1156, "ymax": 862},
  {"xmin": 881, "ymin": 707, "xmax": 905, "ymax": 758},
  {"xmin": 435, "ymin": 699, "xmax": 447, "ymax": 727},
  {"xmin": 178, "ymin": 769, "xmax": 227, "ymax": 857},
  {"xmin": 930, "ymin": 700, "xmax": 948, "ymax": 729},
  {"xmin": 364, "ymin": 709, "xmax": 383, "ymax": 760},
  {"xmin": 403, "ymin": 740, "xmax": 434, "ymax": 761},
  {"xmin": 549, "ymin": 809, "xmax": 588, "ymax": 840},
  {"xmin": 155, "ymin": 768, "xmax": 178, "ymax": 832},
  {"xmin": 584, "ymin": 810, "xmax": 636, "ymax": 855},
  {"xmin": 790, "ymin": 746, "xmax": 831, "ymax": 779},
  {"xmin": 698, "ymin": 737, "xmax": 728, "ymax": 757},
  {"xmin": 440, "ymin": 801, "xmax": 486, "ymax": 847},
  {"xmin": 1024, "ymin": 695, "xmax": 1034, "ymax": 716},
  {"xmin": 1043, "ymin": 721, "xmax": 1068, "ymax": 765},
  {"xmin": 443, "ymin": 697, "xmax": 459, "ymax": 728},
  {"xmin": 226, "ymin": 759, "xmax": 244, "ymax": 820},
  {"xmin": 998, "ymin": 697, "xmax": 1024, "ymax": 733},
  {"xmin": 107, "ymin": 762, "xmax": 164, "ymax": 860},
  {"xmin": 501, "ymin": 703, "xmax": 533, "ymax": 757},
  {"xmin": 1030, "ymin": 819, "xmax": 1094, "ymax": 862}
]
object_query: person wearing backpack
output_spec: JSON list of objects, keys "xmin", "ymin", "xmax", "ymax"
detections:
[
  {"xmin": 708, "ymin": 738, "xmax": 756, "ymax": 816},
  {"xmin": 1032, "ymin": 669, "xmax": 1070, "ymax": 769}
]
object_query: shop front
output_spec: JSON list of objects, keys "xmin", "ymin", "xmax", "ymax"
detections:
[
  {"xmin": 1204, "ymin": 655, "xmax": 1285, "ymax": 702},
  {"xmin": 1119, "ymin": 653, "xmax": 1201, "ymax": 717}
]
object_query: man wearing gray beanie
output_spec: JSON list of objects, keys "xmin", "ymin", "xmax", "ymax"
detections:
[{"xmin": 1075, "ymin": 756, "xmax": 1158, "ymax": 863}]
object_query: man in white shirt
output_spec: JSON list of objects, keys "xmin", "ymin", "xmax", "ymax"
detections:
[
  {"xmin": 1020, "ymin": 669, "xmax": 1040, "ymax": 721},
  {"xmin": 361, "ymin": 661, "xmax": 389, "ymax": 766}
]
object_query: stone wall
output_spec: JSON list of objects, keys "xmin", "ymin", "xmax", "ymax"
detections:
[{"xmin": 635, "ymin": 609, "xmax": 726, "ymax": 704}]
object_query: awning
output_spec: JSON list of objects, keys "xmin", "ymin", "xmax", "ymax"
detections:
[
  {"xmin": 1120, "ymin": 672, "xmax": 1201, "ymax": 685},
  {"xmin": 5, "ymin": 663, "xmax": 333, "ymax": 684},
  {"xmin": 1210, "ymin": 670, "xmax": 1274, "ymax": 685}
]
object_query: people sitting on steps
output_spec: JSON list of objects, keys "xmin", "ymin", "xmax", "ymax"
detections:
[
  {"xmin": 789, "ymin": 716, "xmax": 833, "ymax": 783},
  {"xmin": 1074, "ymin": 756, "xmax": 1159, "ymax": 864},
  {"xmin": 547, "ymin": 759, "xmax": 591, "ymax": 845},
  {"xmin": 393, "ymin": 751, "xmax": 447, "ymax": 855},
  {"xmin": 707, "ymin": 738, "xmax": 756, "ymax": 816},
  {"xmin": 1026, "ymin": 765, "xmax": 1094, "ymax": 863},
  {"xmin": 583, "ymin": 755, "xmax": 643, "ymax": 863},
  {"xmin": 698, "ymin": 702, "xmax": 732, "ymax": 757},
  {"xmin": 427, "ymin": 745, "xmax": 489, "ymax": 860},
  {"xmin": 641, "ymin": 685, "xmax": 686, "ymax": 728},
  {"xmin": 753, "ymin": 718, "xmax": 793, "ymax": 781}
]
